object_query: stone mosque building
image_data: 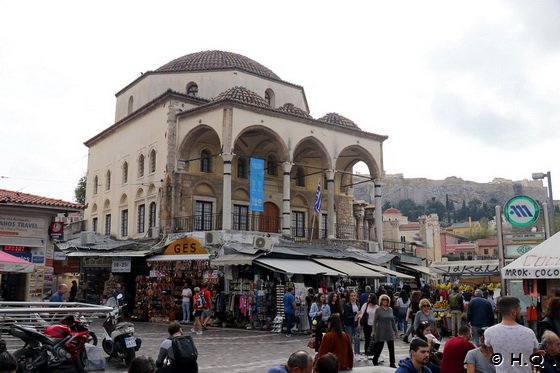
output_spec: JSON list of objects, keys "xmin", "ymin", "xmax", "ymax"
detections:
[{"xmin": 83, "ymin": 50, "xmax": 387, "ymax": 249}]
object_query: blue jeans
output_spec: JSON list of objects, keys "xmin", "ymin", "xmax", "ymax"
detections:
[
  {"xmin": 182, "ymin": 301, "xmax": 190, "ymax": 322},
  {"xmin": 397, "ymin": 307, "xmax": 408, "ymax": 333},
  {"xmin": 471, "ymin": 326, "xmax": 482, "ymax": 347},
  {"xmin": 344, "ymin": 324, "xmax": 360, "ymax": 355},
  {"xmin": 285, "ymin": 313, "xmax": 295, "ymax": 335}
]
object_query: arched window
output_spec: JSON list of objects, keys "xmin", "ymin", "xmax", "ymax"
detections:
[
  {"xmin": 149, "ymin": 202, "xmax": 157, "ymax": 228},
  {"xmin": 138, "ymin": 154, "xmax": 145, "ymax": 177},
  {"xmin": 237, "ymin": 158, "xmax": 247, "ymax": 179},
  {"xmin": 106, "ymin": 170, "xmax": 111, "ymax": 191},
  {"xmin": 127, "ymin": 96, "xmax": 133, "ymax": 114},
  {"xmin": 200, "ymin": 149, "xmax": 212, "ymax": 173},
  {"xmin": 122, "ymin": 162, "xmax": 128, "ymax": 184},
  {"xmin": 93, "ymin": 175, "xmax": 99, "ymax": 194},
  {"xmin": 267, "ymin": 155, "xmax": 277, "ymax": 176},
  {"xmin": 296, "ymin": 167, "xmax": 305, "ymax": 187},
  {"xmin": 149, "ymin": 149, "xmax": 156, "ymax": 173},
  {"xmin": 265, "ymin": 89, "xmax": 275, "ymax": 107},
  {"xmin": 187, "ymin": 82, "xmax": 198, "ymax": 97}
]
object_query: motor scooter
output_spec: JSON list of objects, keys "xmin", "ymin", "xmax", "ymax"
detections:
[{"xmin": 101, "ymin": 293, "xmax": 141, "ymax": 366}]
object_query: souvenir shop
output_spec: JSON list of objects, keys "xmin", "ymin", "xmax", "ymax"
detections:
[{"xmin": 132, "ymin": 237, "xmax": 218, "ymax": 322}]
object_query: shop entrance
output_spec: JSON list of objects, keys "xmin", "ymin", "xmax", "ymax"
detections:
[
  {"xmin": 259, "ymin": 202, "xmax": 279, "ymax": 233},
  {"xmin": 0, "ymin": 273, "xmax": 26, "ymax": 301}
]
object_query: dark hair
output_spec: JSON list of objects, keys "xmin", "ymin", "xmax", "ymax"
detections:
[
  {"xmin": 328, "ymin": 314, "xmax": 343, "ymax": 337},
  {"xmin": 498, "ymin": 296, "xmax": 520, "ymax": 317},
  {"xmin": 168, "ymin": 321, "xmax": 182, "ymax": 336},
  {"xmin": 368, "ymin": 293, "xmax": 378, "ymax": 305},
  {"xmin": 546, "ymin": 297, "xmax": 560, "ymax": 319},
  {"xmin": 327, "ymin": 292, "xmax": 342, "ymax": 313},
  {"xmin": 346, "ymin": 290, "xmax": 356, "ymax": 304},
  {"xmin": 415, "ymin": 321, "xmax": 431, "ymax": 340},
  {"xmin": 287, "ymin": 287, "xmax": 294, "ymax": 292},
  {"xmin": 287, "ymin": 350, "xmax": 311, "ymax": 369},
  {"xmin": 458, "ymin": 325, "xmax": 471, "ymax": 336},
  {"xmin": 0, "ymin": 339, "xmax": 17, "ymax": 373},
  {"xmin": 411, "ymin": 290, "xmax": 422, "ymax": 303},
  {"xmin": 314, "ymin": 352, "xmax": 338, "ymax": 373},
  {"xmin": 128, "ymin": 355, "xmax": 156, "ymax": 373},
  {"xmin": 410, "ymin": 338, "xmax": 429, "ymax": 352},
  {"xmin": 400, "ymin": 290, "xmax": 409, "ymax": 303}
]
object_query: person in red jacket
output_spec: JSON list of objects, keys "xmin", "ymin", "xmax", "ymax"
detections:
[
  {"xmin": 316, "ymin": 315, "xmax": 353, "ymax": 371},
  {"xmin": 439, "ymin": 325, "xmax": 475, "ymax": 373}
]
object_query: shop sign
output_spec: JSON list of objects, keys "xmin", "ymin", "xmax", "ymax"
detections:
[
  {"xmin": 505, "ymin": 244, "xmax": 537, "ymax": 259},
  {"xmin": 433, "ymin": 263, "xmax": 500, "ymax": 276},
  {"xmin": 149, "ymin": 269, "xmax": 162, "ymax": 277},
  {"xmin": 163, "ymin": 237, "xmax": 208, "ymax": 256},
  {"xmin": 0, "ymin": 214, "xmax": 46, "ymax": 238},
  {"xmin": 112, "ymin": 258, "xmax": 131, "ymax": 273},
  {"xmin": 48, "ymin": 222, "xmax": 64, "ymax": 239},
  {"xmin": 54, "ymin": 252, "xmax": 66, "ymax": 261},
  {"xmin": 249, "ymin": 157, "xmax": 264, "ymax": 212},
  {"xmin": 83, "ymin": 257, "xmax": 112, "ymax": 267},
  {"xmin": 203, "ymin": 270, "xmax": 219, "ymax": 279},
  {"xmin": 33, "ymin": 255, "xmax": 45, "ymax": 264},
  {"xmin": 7, "ymin": 251, "xmax": 33, "ymax": 263}
]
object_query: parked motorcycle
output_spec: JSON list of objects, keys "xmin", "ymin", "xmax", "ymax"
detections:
[
  {"xmin": 101, "ymin": 293, "xmax": 141, "ymax": 366},
  {"xmin": 10, "ymin": 320, "xmax": 90, "ymax": 373}
]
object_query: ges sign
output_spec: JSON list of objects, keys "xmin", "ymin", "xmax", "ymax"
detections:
[{"xmin": 164, "ymin": 237, "xmax": 208, "ymax": 256}]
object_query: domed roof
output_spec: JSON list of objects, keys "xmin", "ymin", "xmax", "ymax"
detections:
[
  {"xmin": 384, "ymin": 208, "xmax": 401, "ymax": 214},
  {"xmin": 318, "ymin": 112, "xmax": 360, "ymax": 129},
  {"xmin": 212, "ymin": 86, "xmax": 271, "ymax": 108},
  {"xmin": 277, "ymin": 103, "xmax": 312, "ymax": 119},
  {"xmin": 156, "ymin": 50, "xmax": 280, "ymax": 80}
]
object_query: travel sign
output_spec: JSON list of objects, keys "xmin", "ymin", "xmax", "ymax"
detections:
[{"xmin": 504, "ymin": 195, "xmax": 540, "ymax": 227}]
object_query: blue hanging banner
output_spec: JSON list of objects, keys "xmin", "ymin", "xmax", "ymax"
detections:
[{"xmin": 249, "ymin": 157, "xmax": 264, "ymax": 212}]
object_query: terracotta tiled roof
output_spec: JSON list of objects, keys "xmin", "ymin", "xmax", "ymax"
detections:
[
  {"xmin": 156, "ymin": 50, "xmax": 280, "ymax": 80},
  {"xmin": 0, "ymin": 189, "xmax": 83, "ymax": 209},
  {"xmin": 212, "ymin": 86, "xmax": 270, "ymax": 108},
  {"xmin": 277, "ymin": 103, "xmax": 312, "ymax": 119},
  {"xmin": 318, "ymin": 112, "xmax": 360, "ymax": 129},
  {"xmin": 384, "ymin": 208, "xmax": 401, "ymax": 214}
]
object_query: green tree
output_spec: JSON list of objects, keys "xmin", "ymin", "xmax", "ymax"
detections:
[
  {"xmin": 74, "ymin": 174, "xmax": 86, "ymax": 204},
  {"xmin": 468, "ymin": 218, "xmax": 493, "ymax": 240},
  {"xmin": 426, "ymin": 198, "xmax": 446, "ymax": 219},
  {"xmin": 397, "ymin": 199, "xmax": 425, "ymax": 222}
]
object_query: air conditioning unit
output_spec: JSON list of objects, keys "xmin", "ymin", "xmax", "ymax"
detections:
[
  {"xmin": 205, "ymin": 231, "xmax": 223, "ymax": 245},
  {"xmin": 149, "ymin": 227, "xmax": 160, "ymax": 238},
  {"xmin": 253, "ymin": 236, "xmax": 272, "ymax": 252},
  {"xmin": 367, "ymin": 242, "xmax": 379, "ymax": 252},
  {"xmin": 80, "ymin": 231, "xmax": 96, "ymax": 245}
]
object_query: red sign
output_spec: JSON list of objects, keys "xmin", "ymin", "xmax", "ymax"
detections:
[
  {"xmin": 3, "ymin": 245, "xmax": 26, "ymax": 252},
  {"xmin": 49, "ymin": 222, "xmax": 64, "ymax": 239}
]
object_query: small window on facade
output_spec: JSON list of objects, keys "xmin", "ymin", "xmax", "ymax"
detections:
[
  {"xmin": 321, "ymin": 213, "xmax": 328, "ymax": 238},
  {"xmin": 122, "ymin": 162, "xmax": 128, "ymax": 184},
  {"xmin": 149, "ymin": 150, "xmax": 156, "ymax": 173},
  {"xmin": 93, "ymin": 176, "xmax": 99, "ymax": 194},
  {"xmin": 105, "ymin": 214, "xmax": 111, "ymax": 236},
  {"xmin": 267, "ymin": 155, "xmax": 277, "ymax": 176},
  {"xmin": 92, "ymin": 217, "xmax": 98, "ymax": 233},
  {"xmin": 200, "ymin": 149, "xmax": 212, "ymax": 173},
  {"xmin": 233, "ymin": 205, "xmax": 249, "ymax": 231},
  {"xmin": 195, "ymin": 201, "xmax": 213, "ymax": 231},
  {"xmin": 264, "ymin": 89, "xmax": 275, "ymax": 107},
  {"xmin": 106, "ymin": 171, "xmax": 111, "ymax": 191},
  {"xmin": 138, "ymin": 154, "xmax": 145, "ymax": 177},
  {"xmin": 295, "ymin": 167, "xmax": 305, "ymax": 187},
  {"xmin": 128, "ymin": 96, "xmax": 134, "ymax": 115},
  {"xmin": 138, "ymin": 204, "xmax": 145, "ymax": 233},
  {"xmin": 187, "ymin": 83, "xmax": 198, "ymax": 97},
  {"xmin": 237, "ymin": 158, "xmax": 247, "ymax": 178},
  {"xmin": 292, "ymin": 211, "xmax": 305, "ymax": 237},
  {"xmin": 121, "ymin": 209, "xmax": 128, "ymax": 237},
  {"xmin": 149, "ymin": 202, "xmax": 157, "ymax": 228}
]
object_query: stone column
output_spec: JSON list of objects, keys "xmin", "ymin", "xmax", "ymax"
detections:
[
  {"xmin": 354, "ymin": 203, "xmax": 366, "ymax": 240},
  {"xmin": 365, "ymin": 206, "xmax": 375, "ymax": 241},
  {"xmin": 374, "ymin": 180, "xmax": 383, "ymax": 250},
  {"xmin": 282, "ymin": 162, "xmax": 293, "ymax": 237},
  {"xmin": 222, "ymin": 153, "xmax": 233, "ymax": 230},
  {"xmin": 326, "ymin": 169, "xmax": 335, "ymax": 239}
]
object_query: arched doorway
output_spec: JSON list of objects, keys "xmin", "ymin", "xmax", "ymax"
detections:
[{"xmin": 259, "ymin": 202, "xmax": 280, "ymax": 233}]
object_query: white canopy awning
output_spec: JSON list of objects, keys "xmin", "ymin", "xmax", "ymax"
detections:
[
  {"xmin": 147, "ymin": 254, "xmax": 210, "ymax": 262},
  {"xmin": 398, "ymin": 263, "xmax": 434, "ymax": 276},
  {"xmin": 431, "ymin": 260, "xmax": 499, "ymax": 277},
  {"xmin": 212, "ymin": 253, "xmax": 261, "ymax": 266},
  {"xmin": 502, "ymin": 231, "xmax": 560, "ymax": 279},
  {"xmin": 65, "ymin": 250, "xmax": 151, "ymax": 257},
  {"xmin": 357, "ymin": 262, "xmax": 414, "ymax": 279},
  {"xmin": 313, "ymin": 258, "xmax": 384, "ymax": 278},
  {"xmin": 254, "ymin": 258, "xmax": 342, "ymax": 276}
]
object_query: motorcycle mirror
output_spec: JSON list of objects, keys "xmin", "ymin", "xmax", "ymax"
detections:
[{"xmin": 117, "ymin": 294, "xmax": 123, "ymax": 300}]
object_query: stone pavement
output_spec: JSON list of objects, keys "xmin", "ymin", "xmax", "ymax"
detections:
[{"xmin": 87, "ymin": 321, "xmax": 413, "ymax": 373}]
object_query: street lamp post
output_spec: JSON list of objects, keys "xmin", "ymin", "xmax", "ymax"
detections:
[{"xmin": 532, "ymin": 171, "xmax": 556, "ymax": 235}]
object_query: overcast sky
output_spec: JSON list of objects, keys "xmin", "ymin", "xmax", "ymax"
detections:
[{"xmin": 1, "ymin": 0, "xmax": 559, "ymax": 203}]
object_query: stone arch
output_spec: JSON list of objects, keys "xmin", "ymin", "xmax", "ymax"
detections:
[
  {"xmin": 147, "ymin": 183, "xmax": 156, "ymax": 196},
  {"xmin": 233, "ymin": 125, "xmax": 289, "ymax": 162},
  {"xmin": 335, "ymin": 144, "xmax": 381, "ymax": 193},
  {"xmin": 232, "ymin": 187, "xmax": 249, "ymax": 201},
  {"xmin": 119, "ymin": 194, "xmax": 128, "ymax": 205},
  {"xmin": 291, "ymin": 193, "xmax": 309, "ymax": 208},
  {"xmin": 103, "ymin": 199, "xmax": 111, "ymax": 210},
  {"xmin": 91, "ymin": 203, "xmax": 98, "ymax": 214},
  {"xmin": 193, "ymin": 182, "xmax": 217, "ymax": 197},
  {"xmin": 178, "ymin": 125, "xmax": 221, "ymax": 172},
  {"xmin": 136, "ymin": 188, "xmax": 144, "ymax": 199}
]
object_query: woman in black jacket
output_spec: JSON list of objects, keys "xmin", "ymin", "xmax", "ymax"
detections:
[{"xmin": 342, "ymin": 290, "xmax": 361, "ymax": 360}]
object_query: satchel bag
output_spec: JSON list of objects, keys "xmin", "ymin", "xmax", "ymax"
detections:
[
  {"xmin": 307, "ymin": 336, "xmax": 316, "ymax": 349},
  {"xmin": 360, "ymin": 309, "xmax": 369, "ymax": 327}
]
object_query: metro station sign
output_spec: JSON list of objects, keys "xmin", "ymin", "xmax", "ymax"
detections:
[{"xmin": 504, "ymin": 195, "xmax": 540, "ymax": 227}]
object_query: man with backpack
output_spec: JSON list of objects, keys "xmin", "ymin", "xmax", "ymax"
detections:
[
  {"xmin": 448, "ymin": 286, "xmax": 464, "ymax": 337},
  {"xmin": 192, "ymin": 287, "xmax": 205, "ymax": 335},
  {"xmin": 155, "ymin": 321, "xmax": 198, "ymax": 373}
]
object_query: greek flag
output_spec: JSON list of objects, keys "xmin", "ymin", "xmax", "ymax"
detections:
[{"xmin": 314, "ymin": 180, "xmax": 322, "ymax": 213}]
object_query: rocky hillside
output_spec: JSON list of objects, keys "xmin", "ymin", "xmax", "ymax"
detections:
[{"xmin": 353, "ymin": 175, "xmax": 547, "ymax": 206}]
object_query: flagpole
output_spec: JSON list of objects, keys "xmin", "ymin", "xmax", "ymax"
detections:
[
  {"xmin": 310, "ymin": 212, "xmax": 316, "ymax": 241},
  {"xmin": 311, "ymin": 178, "xmax": 321, "ymax": 241}
]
